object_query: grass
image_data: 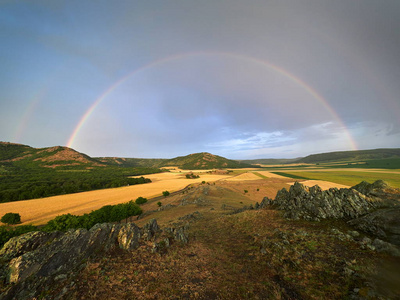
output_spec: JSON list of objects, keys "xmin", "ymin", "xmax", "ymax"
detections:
[
  {"xmin": 271, "ymin": 172, "xmax": 310, "ymax": 180},
  {"xmin": 253, "ymin": 172, "xmax": 268, "ymax": 179}
]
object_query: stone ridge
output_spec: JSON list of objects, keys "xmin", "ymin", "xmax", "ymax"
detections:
[{"xmin": 264, "ymin": 181, "xmax": 389, "ymax": 221}]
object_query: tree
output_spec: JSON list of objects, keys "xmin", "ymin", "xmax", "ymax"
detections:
[
  {"xmin": 1, "ymin": 212, "xmax": 21, "ymax": 225},
  {"xmin": 162, "ymin": 191, "xmax": 170, "ymax": 197},
  {"xmin": 157, "ymin": 201, "xmax": 162, "ymax": 207},
  {"xmin": 135, "ymin": 197, "xmax": 147, "ymax": 205}
]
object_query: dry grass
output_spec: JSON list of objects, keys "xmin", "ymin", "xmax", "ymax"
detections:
[{"xmin": 299, "ymin": 180, "xmax": 350, "ymax": 190}]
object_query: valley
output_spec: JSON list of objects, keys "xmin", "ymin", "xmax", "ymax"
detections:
[{"xmin": 1, "ymin": 143, "xmax": 400, "ymax": 299}]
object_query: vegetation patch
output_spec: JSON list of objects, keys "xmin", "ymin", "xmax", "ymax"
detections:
[
  {"xmin": 271, "ymin": 172, "xmax": 310, "ymax": 180},
  {"xmin": 0, "ymin": 201, "xmax": 142, "ymax": 248}
]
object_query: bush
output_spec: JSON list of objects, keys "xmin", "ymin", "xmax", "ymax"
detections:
[
  {"xmin": 1, "ymin": 212, "xmax": 21, "ymax": 225},
  {"xmin": 157, "ymin": 201, "xmax": 162, "ymax": 207},
  {"xmin": 135, "ymin": 197, "xmax": 148, "ymax": 205},
  {"xmin": 43, "ymin": 201, "xmax": 142, "ymax": 232},
  {"xmin": 162, "ymin": 191, "xmax": 170, "ymax": 197}
]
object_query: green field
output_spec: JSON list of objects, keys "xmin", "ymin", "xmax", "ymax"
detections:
[{"xmin": 272, "ymin": 170, "xmax": 400, "ymax": 188}]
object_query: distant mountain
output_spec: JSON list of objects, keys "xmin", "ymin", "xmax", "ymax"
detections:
[
  {"xmin": 161, "ymin": 152, "xmax": 256, "ymax": 170},
  {"xmin": 96, "ymin": 157, "xmax": 167, "ymax": 168},
  {"xmin": 298, "ymin": 148, "xmax": 400, "ymax": 164},
  {"xmin": 0, "ymin": 142, "xmax": 105, "ymax": 169}
]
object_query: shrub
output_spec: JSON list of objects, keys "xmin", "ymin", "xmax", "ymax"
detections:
[
  {"xmin": 135, "ymin": 197, "xmax": 147, "ymax": 205},
  {"xmin": 1, "ymin": 212, "xmax": 21, "ymax": 225},
  {"xmin": 157, "ymin": 201, "xmax": 162, "ymax": 207},
  {"xmin": 162, "ymin": 191, "xmax": 170, "ymax": 197}
]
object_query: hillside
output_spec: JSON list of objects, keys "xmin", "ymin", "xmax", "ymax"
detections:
[
  {"xmin": 0, "ymin": 142, "xmax": 105, "ymax": 169},
  {"xmin": 1, "ymin": 180, "xmax": 399, "ymax": 299},
  {"xmin": 0, "ymin": 142, "xmax": 160, "ymax": 203},
  {"xmin": 161, "ymin": 152, "xmax": 256, "ymax": 169},
  {"xmin": 239, "ymin": 158, "xmax": 302, "ymax": 165},
  {"xmin": 298, "ymin": 148, "xmax": 400, "ymax": 164}
]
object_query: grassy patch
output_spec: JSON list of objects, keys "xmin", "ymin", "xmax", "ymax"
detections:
[
  {"xmin": 271, "ymin": 172, "xmax": 310, "ymax": 180},
  {"xmin": 253, "ymin": 172, "xmax": 268, "ymax": 179}
]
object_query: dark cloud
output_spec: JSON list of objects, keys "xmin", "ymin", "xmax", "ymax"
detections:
[{"xmin": 0, "ymin": 0, "xmax": 399, "ymax": 158}]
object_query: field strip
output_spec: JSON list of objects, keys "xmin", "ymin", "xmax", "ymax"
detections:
[
  {"xmin": 280, "ymin": 168, "xmax": 400, "ymax": 174},
  {"xmin": 254, "ymin": 171, "xmax": 290, "ymax": 179},
  {"xmin": 222, "ymin": 172, "xmax": 262, "ymax": 181},
  {"xmin": 299, "ymin": 180, "xmax": 350, "ymax": 190},
  {"xmin": 0, "ymin": 173, "xmax": 231, "ymax": 226}
]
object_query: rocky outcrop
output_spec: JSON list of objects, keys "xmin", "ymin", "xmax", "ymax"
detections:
[
  {"xmin": 348, "ymin": 207, "xmax": 400, "ymax": 246},
  {"xmin": 265, "ymin": 182, "xmax": 385, "ymax": 221},
  {"xmin": 0, "ymin": 219, "xmax": 187, "ymax": 300},
  {"xmin": 352, "ymin": 180, "xmax": 397, "ymax": 198},
  {"xmin": 178, "ymin": 211, "xmax": 202, "ymax": 221},
  {"xmin": 1, "ymin": 223, "xmax": 142, "ymax": 286}
]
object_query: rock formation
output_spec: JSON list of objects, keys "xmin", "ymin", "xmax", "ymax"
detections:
[
  {"xmin": 0, "ymin": 219, "xmax": 188, "ymax": 300},
  {"xmin": 263, "ymin": 181, "xmax": 392, "ymax": 221}
]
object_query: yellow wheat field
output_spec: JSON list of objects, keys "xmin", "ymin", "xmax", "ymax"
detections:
[
  {"xmin": 223, "ymin": 172, "xmax": 262, "ymax": 181},
  {"xmin": 0, "ymin": 173, "xmax": 230, "ymax": 226}
]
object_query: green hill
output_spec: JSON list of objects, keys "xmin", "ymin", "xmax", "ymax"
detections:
[
  {"xmin": 0, "ymin": 142, "xmax": 105, "ymax": 169},
  {"xmin": 239, "ymin": 158, "xmax": 302, "ymax": 165},
  {"xmin": 298, "ymin": 148, "xmax": 400, "ymax": 164},
  {"xmin": 161, "ymin": 152, "xmax": 256, "ymax": 170}
]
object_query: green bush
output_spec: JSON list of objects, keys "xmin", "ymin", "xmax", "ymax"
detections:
[
  {"xmin": 135, "ymin": 197, "xmax": 148, "ymax": 205},
  {"xmin": 162, "ymin": 191, "xmax": 170, "ymax": 197},
  {"xmin": 43, "ymin": 201, "xmax": 142, "ymax": 232},
  {"xmin": 1, "ymin": 212, "xmax": 21, "ymax": 225},
  {"xmin": 157, "ymin": 201, "xmax": 162, "ymax": 207}
]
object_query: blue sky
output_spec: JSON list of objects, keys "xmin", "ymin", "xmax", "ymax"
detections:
[{"xmin": 1, "ymin": 0, "xmax": 399, "ymax": 159}]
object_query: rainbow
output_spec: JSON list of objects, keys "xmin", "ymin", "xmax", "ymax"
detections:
[
  {"xmin": 66, "ymin": 52, "xmax": 358, "ymax": 150},
  {"xmin": 13, "ymin": 88, "xmax": 46, "ymax": 143}
]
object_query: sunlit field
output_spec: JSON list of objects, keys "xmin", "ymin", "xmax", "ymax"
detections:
[
  {"xmin": 0, "ymin": 171, "xmax": 231, "ymax": 225},
  {"xmin": 1, "ymin": 166, "xmax": 397, "ymax": 226}
]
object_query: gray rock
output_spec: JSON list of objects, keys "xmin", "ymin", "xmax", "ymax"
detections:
[
  {"xmin": 165, "ymin": 224, "xmax": 189, "ymax": 244},
  {"xmin": 0, "ymin": 231, "xmax": 62, "ymax": 261},
  {"xmin": 348, "ymin": 207, "xmax": 400, "ymax": 246},
  {"xmin": 372, "ymin": 238, "xmax": 400, "ymax": 257},
  {"xmin": 142, "ymin": 218, "xmax": 161, "ymax": 241},
  {"xmin": 0, "ymin": 219, "xmax": 171, "ymax": 300},
  {"xmin": 178, "ymin": 211, "xmax": 202, "ymax": 221},
  {"xmin": 118, "ymin": 223, "xmax": 141, "ymax": 250}
]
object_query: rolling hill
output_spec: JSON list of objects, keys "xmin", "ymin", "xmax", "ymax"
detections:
[
  {"xmin": 0, "ymin": 142, "xmax": 105, "ymax": 169},
  {"xmin": 160, "ymin": 152, "xmax": 256, "ymax": 169},
  {"xmin": 297, "ymin": 148, "xmax": 400, "ymax": 164}
]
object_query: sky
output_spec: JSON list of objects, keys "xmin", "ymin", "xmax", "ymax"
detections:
[{"xmin": 0, "ymin": 0, "xmax": 399, "ymax": 159}]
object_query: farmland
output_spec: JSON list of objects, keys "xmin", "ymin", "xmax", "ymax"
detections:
[{"xmin": 1, "ymin": 163, "xmax": 399, "ymax": 226}]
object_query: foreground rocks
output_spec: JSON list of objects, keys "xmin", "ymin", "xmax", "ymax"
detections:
[
  {"xmin": 0, "ymin": 219, "xmax": 188, "ymax": 300},
  {"xmin": 263, "ymin": 180, "xmax": 400, "ymax": 256}
]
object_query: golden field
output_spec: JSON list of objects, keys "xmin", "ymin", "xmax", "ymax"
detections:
[{"xmin": 0, "ymin": 171, "xmax": 231, "ymax": 225}]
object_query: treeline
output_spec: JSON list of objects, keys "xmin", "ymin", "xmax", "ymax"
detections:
[
  {"xmin": 0, "ymin": 167, "xmax": 159, "ymax": 203},
  {"xmin": 0, "ymin": 201, "xmax": 142, "ymax": 248}
]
